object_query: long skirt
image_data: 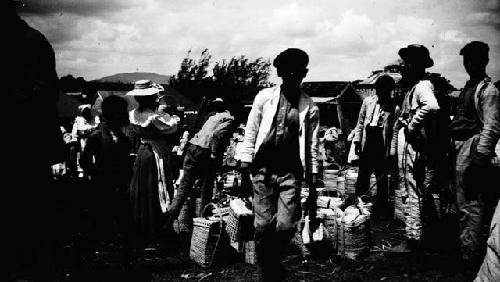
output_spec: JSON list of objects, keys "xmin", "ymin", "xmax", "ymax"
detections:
[{"xmin": 129, "ymin": 142, "xmax": 173, "ymax": 242}]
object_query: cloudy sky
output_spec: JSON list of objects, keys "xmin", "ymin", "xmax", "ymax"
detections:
[{"xmin": 19, "ymin": 0, "xmax": 500, "ymax": 87}]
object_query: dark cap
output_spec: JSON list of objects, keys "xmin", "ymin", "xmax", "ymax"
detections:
[
  {"xmin": 398, "ymin": 44, "xmax": 434, "ymax": 68},
  {"xmin": 460, "ymin": 41, "xmax": 489, "ymax": 58},
  {"xmin": 273, "ymin": 48, "xmax": 309, "ymax": 71},
  {"xmin": 375, "ymin": 74, "xmax": 396, "ymax": 91}
]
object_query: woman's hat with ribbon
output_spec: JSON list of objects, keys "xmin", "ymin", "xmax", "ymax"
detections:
[{"xmin": 126, "ymin": 80, "xmax": 164, "ymax": 96}]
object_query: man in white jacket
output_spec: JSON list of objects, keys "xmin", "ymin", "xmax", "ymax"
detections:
[
  {"xmin": 392, "ymin": 44, "xmax": 442, "ymax": 252},
  {"xmin": 239, "ymin": 48, "xmax": 320, "ymax": 281}
]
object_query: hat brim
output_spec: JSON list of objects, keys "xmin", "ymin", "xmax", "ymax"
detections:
[
  {"xmin": 398, "ymin": 48, "xmax": 434, "ymax": 68},
  {"xmin": 126, "ymin": 88, "xmax": 160, "ymax": 96}
]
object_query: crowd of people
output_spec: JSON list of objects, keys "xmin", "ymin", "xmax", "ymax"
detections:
[{"xmin": 6, "ymin": 0, "xmax": 499, "ymax": 281}]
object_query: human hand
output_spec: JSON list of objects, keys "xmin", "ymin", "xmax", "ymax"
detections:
[
  {"xmin": 404, "ymin": 127, "xmax": 424, "ymax": 152},
  {"xmin": 354, "ymin": 141, "xmax": 362, "ymax": 155}
]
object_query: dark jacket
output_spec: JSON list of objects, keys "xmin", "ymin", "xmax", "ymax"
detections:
[
  {"xmin": 80, "ymin": 123, "xmax": 133, "ymax": 189},
  {"xmin": 7, "ymin": 18, "xmax": 64, "ymax": 165}
]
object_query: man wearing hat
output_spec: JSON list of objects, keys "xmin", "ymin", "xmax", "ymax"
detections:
[
  {"xmin": 449, "ymin": 41, "xmax": 500, "ymax": 272},
  {"xmin": 392, "ymin": 44, "xmax": 442, "ymax": 251},
  {"xmin": 239, "ymin": 48, "xmax": 320, "ymax": 281}
]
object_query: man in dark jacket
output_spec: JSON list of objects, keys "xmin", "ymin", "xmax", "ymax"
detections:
[
  {"xmin": 449, "ymin": 41, "xmax": 500, "ymax": 267},
  {"xmin": 5, "ymin": 1, "xmax": 65, "ymax": 280}
]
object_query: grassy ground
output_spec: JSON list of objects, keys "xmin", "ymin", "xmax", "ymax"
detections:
[
  {"xmin": 61, "ymin": 216, "xmax": 473, "ymax": 282},
  {"xmin": 48, "ymin": 177, "xmax": 475, "ymax": 282}
]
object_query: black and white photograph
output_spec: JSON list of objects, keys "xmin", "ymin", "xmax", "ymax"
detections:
[{"xmin": 5, "ymin": 0, "xmax": 500, "ymax": 281}]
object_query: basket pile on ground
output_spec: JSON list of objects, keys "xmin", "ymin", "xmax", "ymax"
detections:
[{"xmin": 335, "ymin": 204, "xmax": 371, "ymax": 260}]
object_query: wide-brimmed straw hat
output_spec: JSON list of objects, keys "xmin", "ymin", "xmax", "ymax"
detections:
[
  {"xmin": 126, "ymin": 80, "xmax": 164, "ymax": 96},
  {"xmin": 398, "ymin": 44, "xmax": 434, "ymax": 68}
]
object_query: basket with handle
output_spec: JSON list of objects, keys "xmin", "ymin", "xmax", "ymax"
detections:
[
  {"xmin": 225, "ymin": 198, "xmax": 254, "ymax": 241},
  {"xmin": 244, "ymin": 240, "xmax": 257, "ymax": 264},
  {"xmin": 174, "ymin": 197, "xmax": 194, "ymax": 234},
  {"xmin": 189, "ymin": 202, "xmax": 226, "ymax": 268}
]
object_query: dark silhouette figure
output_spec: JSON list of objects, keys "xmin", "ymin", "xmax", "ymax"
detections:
[{"xmin": 5, "ymin": 1, "xmax": 65, "ymax": 280}]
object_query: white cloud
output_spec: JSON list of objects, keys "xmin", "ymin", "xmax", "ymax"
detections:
[
  {"xmin": 440, "ymin": 30, "xmax": 468, "ymax": 44},
  {"xmin": 19, "ymin": 0, "xmax": 500, "ymax": 87}
]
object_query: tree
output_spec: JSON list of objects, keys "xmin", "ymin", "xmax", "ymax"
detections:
[
  {"xmin": 169, "ymin": 49, "xmax": 212, "ymax": 103},
  {"xmin": 169, "ymin": 49, "xmax": 273, "ymax": 124},
  {"xmin": 212, "ymin": 56, "xmax": 272, "ymax": 101}
]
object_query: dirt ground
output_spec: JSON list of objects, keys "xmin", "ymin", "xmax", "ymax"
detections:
[{"xmin": 49, "ymin": 178, "xmax": 476, "ymax": 282}]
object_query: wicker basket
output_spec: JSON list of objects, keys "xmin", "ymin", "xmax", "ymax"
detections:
[
  {"xmin": 244, "ymin": 241, "xmax": 257, "ymax": 265},
  {"xmin": 174, "ymin": 198, "xmax": 194, "ymax": 234},
  {"xmin": 336, "ymin": 208, "xmax": 371, "ymax": 260},
  {"xmin": 189, "ymin": 203, "xmax": 226, "ymax": 268},
  {"xmin": 323, "ymin": 213, "xmax": 338, "ymax": 250},
  {"xmin": 345, "ymin": 171, "xmax": 358, "ymax": 196},
  {"xmin": 226, "ymin": 203, "xmax": 254, "ymax": 241},
  {"xmin": 323, "ymin": 169, "xmax": 339, "ymax": 192}
]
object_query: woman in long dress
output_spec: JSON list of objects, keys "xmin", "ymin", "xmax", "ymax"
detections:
[{"xmin": 127, "ymin": 80, "xmax": 180, "ymax": 246}]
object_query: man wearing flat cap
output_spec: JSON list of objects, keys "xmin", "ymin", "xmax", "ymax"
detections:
[
  {"xmin": 392, "ymin": 44, "xmax": 442, "ymax": 251},
  {"xmin": 239, "ymin": 48, "xmax": 320, "ymax": 281},
  {"xmin": 449, "ymin": 41, "xmax": 500, "ymax": 276}
]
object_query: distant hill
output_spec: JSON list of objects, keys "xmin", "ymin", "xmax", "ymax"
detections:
[{"xmin": 93, "ymin": 72, "xmax": 172, "ymax": 84}]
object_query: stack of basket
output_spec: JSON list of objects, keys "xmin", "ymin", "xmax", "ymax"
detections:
[
  {"xmin": 323, "ymin": 169, "xmax": 339, "ymax": 193},
  {"xmin": 345, "ymin": 170, "xmax": 358, "ymax": 196}
]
